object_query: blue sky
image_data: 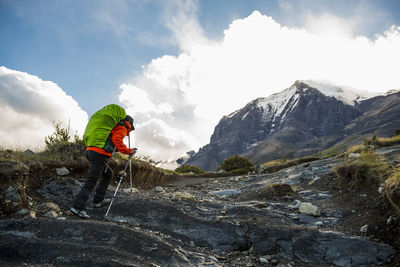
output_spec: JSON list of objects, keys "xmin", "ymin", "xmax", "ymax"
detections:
[
  {"xmin": 1, "ymin": 0, "xmax": 400, "ymax": 167},
  {"xmin": 2, "ymin": 0, "xmax": 400, "ymax": 114}
]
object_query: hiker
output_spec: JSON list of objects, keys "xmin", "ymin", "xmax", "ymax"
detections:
[{"xmin": 70, "ymin": 104, "xmax": 137, "ymax": 219}]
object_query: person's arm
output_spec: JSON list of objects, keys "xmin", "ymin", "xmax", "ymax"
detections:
[{"xmin": 111, "ymin": 125, "xmax": 132, "ymax": 155}]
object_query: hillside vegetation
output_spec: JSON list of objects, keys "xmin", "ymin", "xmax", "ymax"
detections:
[
  {"xmin": 0, "ymin": 122, "xmax": 178, "ymax": 188},
  {"xmin": 334, "ymin": 131, "xmax": 400, "ymax": 214}
]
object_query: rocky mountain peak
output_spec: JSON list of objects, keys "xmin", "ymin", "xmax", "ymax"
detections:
[
  {"xmin": 186, "ymin": 80, "xmax": 400, "ymax": 171},
  {"xmin": 295, "ymin": 80, "xmax": 376, "ymax": 106}
]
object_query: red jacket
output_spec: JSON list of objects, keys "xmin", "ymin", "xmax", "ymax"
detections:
[{"xmin": 87, "ymin": 122, "xmax": 132, "ymax": 156}]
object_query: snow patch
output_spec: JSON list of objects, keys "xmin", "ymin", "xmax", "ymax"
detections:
[
  {"xmin": 385, "ymin": 89, "xmax": 400, "ymax": 96},
  {"xmin": 301, "ymin": 80, "xmax": 378, "ymax": 106},
  {"xmin": 256, "ymin": 85, "xmax": 299, "ymax": 123}
]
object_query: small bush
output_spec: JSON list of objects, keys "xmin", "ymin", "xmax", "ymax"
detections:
[
  {"xmin": 175, "ymin": 164, "xmax": 205, "ymax": 174},
  {"xmin": 395, "ymin": 129, "xmax": 400, "ymax": 136},
  {"xmin": 44, "ymin": 121, "xmax": 85, "ymax": 161},
  {"xmin": 218, "ymin": 155, "xmax": 254, "ymax": 173},
  {"xmin": 334, "ymin": 151, "xmax": 391, "ymax": 187}
]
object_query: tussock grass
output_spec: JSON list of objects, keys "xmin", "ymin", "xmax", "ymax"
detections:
[
  {"xmin": 385, "ymin": 170, "xmax": 400, "ymax": 213},
  {"xmin": 334, "ymin": 152, "xmax": 392, "ymax": 187},
  {"xmin": 345, "ymin": 144, "xmax": 365, "ymax": 155},
  {"xmin": 375, "ymin": 135, "xmax": 400, "ymax": 147},
  {"xmin": 263, "ymin": 183, "xmax": 296, "ymax": 197}
]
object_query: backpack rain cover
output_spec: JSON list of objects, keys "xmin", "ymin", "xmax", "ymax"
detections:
[{"xmin": 83, "ymin": 104, "xmax": 126, "ymax": 148}]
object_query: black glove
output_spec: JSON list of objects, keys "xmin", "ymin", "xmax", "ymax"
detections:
[{"xmin": 129, "ymin": 148, "xmax": 138, "ymax": 156}]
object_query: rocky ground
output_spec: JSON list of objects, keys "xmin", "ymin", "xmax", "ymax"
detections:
[{"xmin": 1, "ymin": 147, "xmax": 400, "ymax": 266}]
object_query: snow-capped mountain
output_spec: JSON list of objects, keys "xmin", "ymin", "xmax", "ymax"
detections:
[{"xmin": 186, "ymin": 81, "xmax": 400, "ymax": 171}]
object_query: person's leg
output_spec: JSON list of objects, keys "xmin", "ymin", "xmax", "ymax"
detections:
[
  {"xmin": 73, "ymin": 150, "xmax": 108, "ymax": 210},
  {"xmin": 93, "ymin": 164, "xmax": 113, "ymax": 204}
]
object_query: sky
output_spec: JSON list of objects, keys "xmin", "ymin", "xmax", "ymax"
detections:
[{"xmin": 1, "ymin": 0, "xmax": 400, "ymax": 168}]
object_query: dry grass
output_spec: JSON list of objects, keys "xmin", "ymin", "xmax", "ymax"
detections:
[
  {"xmin": 376, "ymin": 135, "xmax": 400, "ymax": 147},
  {"xmin": 345, "ymin": 144, "xmax": 366, "ymax": 155},
  {"xmin": 385, "ymin": 171, "xmax": 400, "ymax": 213},
  {"xmin": 261, "ymin": 183, "xmax": 296, "ymax": 198},
  {"xmin": 262, "ymin": 156, "xmax": 320, "ymax": 173},
  {"xmin": 128, "ymin": 160, "xmax": 177, "ymax": 187},
  {"xmin": 334, "ymin": 152, "xmax": 392, "ymax": 188}
]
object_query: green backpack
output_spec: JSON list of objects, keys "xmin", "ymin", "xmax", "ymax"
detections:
[{"xmin": 83, "ymin": 104, "xmax": 126, "ymax": 152}]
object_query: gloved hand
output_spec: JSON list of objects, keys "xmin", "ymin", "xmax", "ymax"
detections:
[{"xmin": 129, "ymin": 148, "xmax": 138, "ymax": 156}]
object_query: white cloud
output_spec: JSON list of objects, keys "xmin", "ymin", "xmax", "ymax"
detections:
[
  {"xmin": 132, "ymin": 118, "xmax": 199, "ymax": 162},
  {"xmin": 120, "ymin": 8, "xmax": 400, "ymax": 166},
  {"xmin": 163, "ymin": 0, "xmax": 210, "ymax": 53},
  {"xmin": 0, "ymin": 66, "xmax": 88, "ymax": 149}
]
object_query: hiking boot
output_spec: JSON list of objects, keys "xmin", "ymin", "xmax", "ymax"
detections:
[
  {"xmin": 70, "ymin": 207, "xmax": 90, "ymax": 219},
  {"xmin": 93, "ymin": 198, "xmax": 111, "ymax": 208}
]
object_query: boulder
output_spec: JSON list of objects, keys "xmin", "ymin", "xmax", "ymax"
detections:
[
  {"xmin": 348, "ymin": 153, "xmax": 361, "ymax": 159},
  {"xmin": 56, "ymin": 167, "xmax": 69, "ymax": 176},
  {"xmin": 44, "ymin": 202, "xmax": 60, "ymax": 211},
  {"xmin": 172, "ymin": 192, "xmax": 196, "ymax": 202},
  {"xmin": 299, "ymin": 202, "xmax": 320, "ymax": 216}
]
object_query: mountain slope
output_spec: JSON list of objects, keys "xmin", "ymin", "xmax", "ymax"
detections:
[{"xmin": 186, "ymin": 81, "xmax": 400, "ymax": 171}]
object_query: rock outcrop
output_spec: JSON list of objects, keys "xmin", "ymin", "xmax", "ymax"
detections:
[{"xmin": 1, "ymin": 153, "xmax": 398, "ymax": 266}]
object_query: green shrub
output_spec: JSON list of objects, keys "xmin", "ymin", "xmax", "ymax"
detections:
[
  {"xmin": 175, "ymin": 164, "xmax": 205, "ymax": 174},
  {"xmin": 334, "ymin": 151, "xmax": 391, "ymax": 187},
  {"xmin": 395, "ymin": 129, "xmax": 400, "ymax": 136},
  {"xmin": 218, "ymin": 155, "xmax": 254, "ymax": 173},
  {"xmin": 44, "ymin": 121, "xmax": 85, "ymax": 161}
]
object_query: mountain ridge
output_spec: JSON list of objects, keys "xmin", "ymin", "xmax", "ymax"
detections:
[{"xmin": 186, "ymin": 80, "xmax": 400, "ymax": 171}]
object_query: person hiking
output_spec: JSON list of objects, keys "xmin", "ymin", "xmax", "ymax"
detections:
[{"xmin": 70, "ymin": 104, "xmax": 137, "ymax": 219}]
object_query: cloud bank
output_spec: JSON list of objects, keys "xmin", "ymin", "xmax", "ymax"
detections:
[
  {"xmin": 0, "ymin": 66, "xmax": 88, "ymax": 149},
  {"xmin": 119, "ymin": 8, "xmax": 400, "ymax": 164}
]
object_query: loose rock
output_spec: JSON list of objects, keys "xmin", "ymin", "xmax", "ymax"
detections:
[
  {"xmin": 56, "ymin": 167, "xmax": 69, "ymax": 176},
  {"xmin": 299, "ymin": 202, "xmax": 321, "ymax": 216},
  {"xmin": 155, "ymin": 186, "xmax": 165, "ymax": 193},
  {"xmin": 44, "ymin": 211, "xmax": 58, "ymax": 219},
  {"xmin": 360, "ymin": 224, "xmax": 369, "ymax": 233}
]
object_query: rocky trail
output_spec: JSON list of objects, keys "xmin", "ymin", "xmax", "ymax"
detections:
[{"xmin": 1, "ymin": 149, "xmax": 400, "ymax": 266}]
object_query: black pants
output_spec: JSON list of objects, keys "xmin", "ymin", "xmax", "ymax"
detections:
[{"xmin": 73, "ymin": 150, "xmax": 113, "ymax": 210}]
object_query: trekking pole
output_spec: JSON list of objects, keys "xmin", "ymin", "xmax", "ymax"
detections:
[
  {"xmin": 128, "ymin": 135, "xmax": 132, "ymax": 192},
  {"xmin": 105, "ymin": 154, "xmax": 132, "ymax": 218},
  {"xmin": 105, "ymin": 146, "xmax": 117, "ymax": 173}
]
